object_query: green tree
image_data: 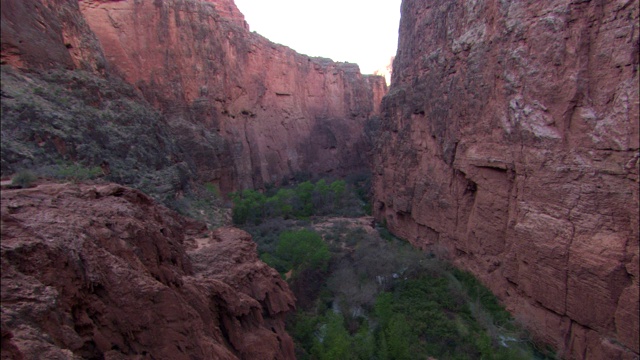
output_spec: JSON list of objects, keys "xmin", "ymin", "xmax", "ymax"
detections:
[
  {"xmin": 374, "ymin": 292, "xmax": 394, "ymax": 327},
  {"xmin": 290, "ymin": 312, "xmax": 322, "ymax": 354},
  {"xmin": 311, "ymin": 313, "xmax": 353, "ymax": 360},
  {"xmin": 353, "ymin": 321, "xmax": 375, "ymax": 360},
  {"xmin": 329, "ymin": 180, "xmax": 346, "ymax": 208},
  {"xmin": 313, "ymin": 179, "xmax": 331, "ymax": 213},
  {"xmin": 275, "ymin": 229, "xmax": 330, "ymax": 274},
  {"xmin": 385, "ymin": 314, "xmax": 413, "ymax": 360},
  {"xmin": 295, "ymin": 181, "xmax": 315, "ymax": 217},
  {"xmin": 231, "ymin": 189, "xmax": 266, "ymax": 224}
]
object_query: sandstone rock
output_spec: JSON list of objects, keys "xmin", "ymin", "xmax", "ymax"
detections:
[
  {"xmin": 2, "ymin": 0, "xmax": 387, "ymax": 192},
  {"xmin": 1, "ymin": 182, "xmax": 295, "ymax": 359},
  {"xmin": 77, "ymin": 0, "xmax": 387, "ymax": 190},
  {"xmin": 0, "ymin": 0, "xmax": 106, "ymax": 71},
  {"xmin": 373, "ymin": 0, "xmax": 639, "ymax": 358}
]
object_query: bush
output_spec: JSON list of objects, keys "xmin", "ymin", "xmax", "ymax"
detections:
[
  {"xmin": 11, "ymin": 170, "xmax": 37, "ymax": 188},
  {"xmin": 236, "ymin": 182, "xmax": 544, "ymax": 360},
  {"xmin": 204, "ymin": 182, "xmax": 220, "ymax": 197},
  {"xmin": 310, "ymin": 312, "xmax": 353, "ymax": 360},
  {"xmin": 451, "ymin": 269, "xmax": 513, "ymax": 327},
  {"xmin": 53, "ymin": 162, "xmax": 102, "ymax": 181}
]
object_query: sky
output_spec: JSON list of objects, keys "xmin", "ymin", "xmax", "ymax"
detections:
[{"xmin": 234, "ymin": 0, "xmax": 402, "ymax": 76}]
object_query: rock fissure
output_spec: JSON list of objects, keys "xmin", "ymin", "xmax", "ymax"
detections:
[{"xmin": 563, "ymin": 192, "xmax": 580, "ymax": 316}]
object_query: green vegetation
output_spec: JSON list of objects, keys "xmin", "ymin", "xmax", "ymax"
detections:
[
  {"xmin": 261, "ymin": 229, "xmax": 331, "ymax": 276},
  {"xmin": 1, "ymin": 62, "xmax": 554, "ymax": 359},
  {"xmin": 0, "ymin": 66, "xmax": 199, "ymax": 206},
  {"xmin": 11, "ymin": 170, "xmax": 37, "ymax": 188},
  {"xmin": 165, "ymin": 181, "xmax": 229, "ymax": 229},
  {"xmin": 51, "ymin": 161, "xmax": 102, "ymax": 182},
  {"xmin": 280, "ymin": 228, "xmax": 545, "ymax": 360},
  {"xmin": 239, "ymin": 181, "xmax": 555, "ymax": 360},
  {"xmin": 230, "ymin": 177, "xmax": 368, "ymax": 225}
]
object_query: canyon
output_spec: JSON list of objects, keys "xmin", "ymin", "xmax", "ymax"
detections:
[
  {"xmin": 1, "ymin": 0, "xmax": 386, "ymax": 193},
  {"xmin": 373, "ymin": 0, "xmax": 639, "ymax": 359},
  {"xmin": 1, "ymin": 0, "xmax": 638, "ymax": 359},
  {"xmin": 78, "ymin": 0, "xmax": 387, "ymax": 191}
]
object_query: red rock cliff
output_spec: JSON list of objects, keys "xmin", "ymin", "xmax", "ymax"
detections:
[
  {"xmin": 0, "ymin": 0, "xmax": 106, "ymax": 71},
  {"xmin": 373, "ymin": 0, "xmax": 639, "ymax": 358},
  {"xmin": 78, "ymin": 0, "xmax": 386, "ymax": 190},
  {"xmin": 1, "ymin": 0, "xmax": 386, "ymax": 191},
  {"xmin": 1, "ymin": 182, "xmax": 296, "ymax": 359}
]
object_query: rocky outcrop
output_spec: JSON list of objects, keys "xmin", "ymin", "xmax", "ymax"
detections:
[
  {"xmin": 373, "ymin": 0, "xmax": 639, "ymax": 359},
  {"xmin": 1, "ymin": 182, "xmax": 296, "ymax": 359}
]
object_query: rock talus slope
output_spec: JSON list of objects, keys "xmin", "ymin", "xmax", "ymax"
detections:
[
  {"xmin": 1, "ymin": 182, "xmax": 296, "ymax": 359},
  {"xmin": 373, "ymin": 0, "xmax": 639, "ymax": 358}
]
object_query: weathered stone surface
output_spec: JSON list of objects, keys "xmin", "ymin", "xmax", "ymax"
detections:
[
  {"xmin": 373, "ymin": 0, "xmax": 639, "ymax": 358},
  {"xmin": 0, "ymin": 0, "xmax": 106, "ymax": 71},
  {"xmin": 1, "ymin": 182, "xmax": 295, "ymax": 359},
  {"xmin": 2, "ymin": 0, "xmax": 386, "ymax": 192},
  {"xmin": 78, "ymin": 0, "xmax": 386, "ymax": 190}
]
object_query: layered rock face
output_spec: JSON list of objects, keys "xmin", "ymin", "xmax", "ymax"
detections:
[
  {"xmin": 0, "ymin": 0, "xmax": 107, "ymax": 71},
  {"xmin": 1, "ymin": 0, "xmax": 386, "ymax": 192},
  {"xmin": 1, "ymin": 182, "xmax": 296, "ymax": 359},
  {"xmin": 78, "ymin": 0, "xmax": 386, "ymax": 190},
  {"xmin": 373, "ymin": 0, "xmax": 639, "ymax": 358}
]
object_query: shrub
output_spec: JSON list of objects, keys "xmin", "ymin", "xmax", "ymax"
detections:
[
  {"xmin": 11, "ymin": 170, "xmax": 37, "ymax": 188},
  {"xmin": 230, "ymin": 189, "xmax": 266, "ymax": 225},
  {"xmin": 53, "ymin": 162, "xmax": 102, "ymax": 181},
  {"xmin": 451, "ymin": 269, "xmax": 512, "ymax": 327}
]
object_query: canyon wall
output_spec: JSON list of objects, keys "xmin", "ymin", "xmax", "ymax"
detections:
[
  {"xmin": 78, "ymin": 0, "xmax": 386, "ymax": 191},
  {"xmin": 373, "ymin": 0, "xmax": 639, "ymax": 358},
  {"xmin": 1, "ymin": 0, "xmax": 386, "ymax": 192},
  {"xmin": 1, "ymin": 182, "xmax": 296, "ymax": 359}
]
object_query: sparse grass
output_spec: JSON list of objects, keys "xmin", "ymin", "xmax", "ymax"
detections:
[
  {"xmin": 165, "ymin": 181, "xmax": 230, "ymax": 229},
  {"xmin": 1, "ymin": 66, "xmax": 200, "ymax": 205}
]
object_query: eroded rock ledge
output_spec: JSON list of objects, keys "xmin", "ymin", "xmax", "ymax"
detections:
[{"xmin": 1, "ymin": 182, "xmax": 295, "ymax": 359}]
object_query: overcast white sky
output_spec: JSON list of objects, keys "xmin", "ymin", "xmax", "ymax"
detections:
[{"xmin": 234, "ymin": 0, "xmax": 401, "ymax": 75}]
